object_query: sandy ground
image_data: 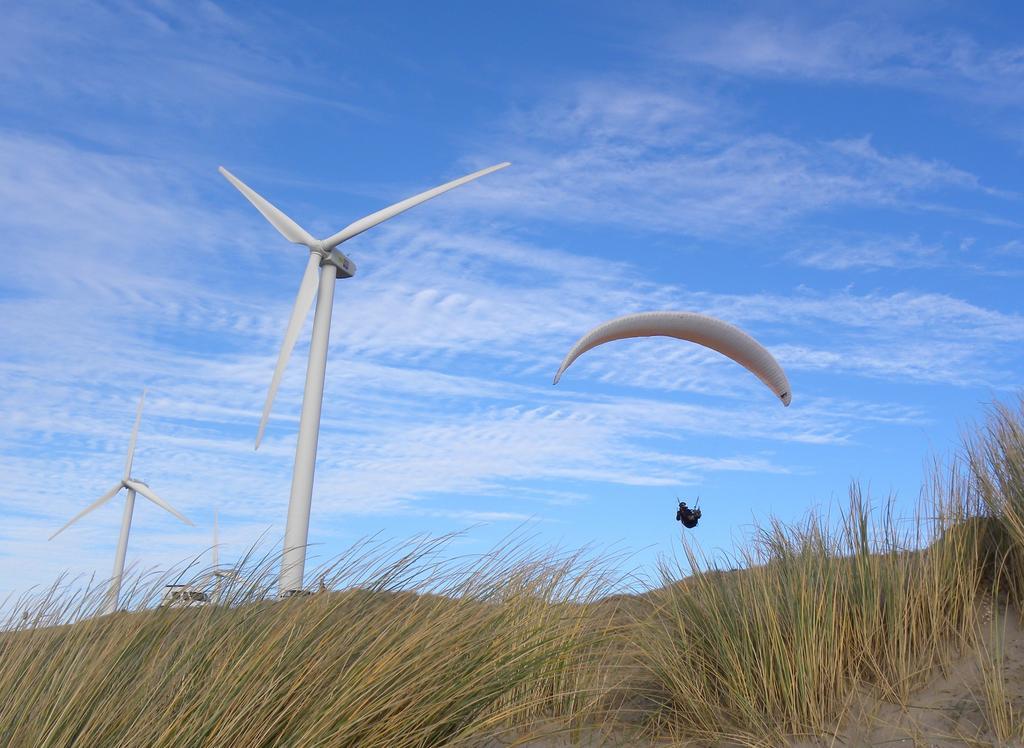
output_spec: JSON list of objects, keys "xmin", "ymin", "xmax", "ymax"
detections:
[
  {"xmin": 476, "ymin": 605, "xmax": 1024, "ymax": 747},
  {"xmin": 827, "ymin": 605, "xmax": 1024, "ymax": 747}
]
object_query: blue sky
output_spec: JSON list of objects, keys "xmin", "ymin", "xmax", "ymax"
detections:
[{"xmin": 1, "ymin": 1, "xmax": 1022, "ymax": 598}]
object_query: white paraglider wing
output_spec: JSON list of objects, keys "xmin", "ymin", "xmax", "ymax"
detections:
[{"xmin": 553, "ymin": 311, "xmax": 791, "ymax": 406}]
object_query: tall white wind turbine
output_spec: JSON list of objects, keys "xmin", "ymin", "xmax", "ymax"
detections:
[
  {"xmin": 220, "ymin": 161, "xmax": 510, "ymax": 595},
  {"xmin": 49, "ymin": 390, "xmax": 194, "ymax": 615}
]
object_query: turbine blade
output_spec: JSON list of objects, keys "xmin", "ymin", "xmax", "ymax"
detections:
[
  {"xmin": 219, "ymin": 166, "xmax": 317, "ymax": 247},
  {"xmin": 123, "ymin": 388, "xmax": 146, "ymax": 480},
  {"xmin": 255, "ymin": 252, "xmax": 321, "ymax": 449},
  {"xmin": 323, "ymin": 161, "xmax": 511, "ymax": 248},
  {"xmin": 49, "ymin": 482, "xmax": 124, "ymax": 541},
  {"xmin": 125, "ymin": 480, "xmax": 194, "ymax": 527}
]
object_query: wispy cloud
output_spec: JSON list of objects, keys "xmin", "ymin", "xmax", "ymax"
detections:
[
  {"xmin": 465, "ymin": 82, "xmax": 1014, "ymax": 239},
  {"xmin": 997, "ymin": 239, "xmax": 1024, "ymax": 255},
  {"xmin": 787, "ymin": 235, "xmax": 945, "ymax": 271},
  {"xmin": 1, "ymin": 0, "xmax": 367, "ymax": 146},
  {"xmin": 667, "ymin": 15, "xmax": 1024, "ymax": 106},
  {"xmin": 786, "ymin": 231, "xmax": 1024, "ymax": 275}
]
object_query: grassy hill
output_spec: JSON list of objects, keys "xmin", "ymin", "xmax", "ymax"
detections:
[{"xmin": 3, "ymin": 397, "xmax": 1023, "ymax": 747}]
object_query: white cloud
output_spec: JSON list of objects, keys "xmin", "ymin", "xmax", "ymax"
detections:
[
  {"xmin": 668, "ymin": 15, "xmax": 1024, "ymax": 106},
  {"xmin": 1, "ymin": 0, "xmax": 365, "ymax": 140},
  {"xmin": 787, "ymin": 234, "xmax": 944, "ymax": 270},
  {"xmin": 462, "ymin": 82, "xmax": 1013, "ymax": 239},
  {"xmin": 786, "ymin": 231, "xmax": 1024, "ymax": 274}
]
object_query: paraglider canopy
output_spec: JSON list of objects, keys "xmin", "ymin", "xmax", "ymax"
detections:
[{"xmin": 552, "ymin": 311, "xmax": 791, "ymax": 406}]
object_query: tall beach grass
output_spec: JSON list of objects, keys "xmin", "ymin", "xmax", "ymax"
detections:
[
  {"xmin": 631, "ymin": 396, "xmax": 1024, "ymax": 745},
  {"xmin": 0, "ymin": 533, "xmax": 623, "ymax": 747},
  {"xmin": 2, "ymin": 395, "xmax": 1024, "ymax": 746}
]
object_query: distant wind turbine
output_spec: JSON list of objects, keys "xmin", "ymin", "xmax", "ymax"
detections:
[
  {"xmin": 49, "ymin": 390, "xmax": 194, "ymax": 615},
  {"xmin": 220, "ymin": 161, "xmax": 510, "ymax": 595}
]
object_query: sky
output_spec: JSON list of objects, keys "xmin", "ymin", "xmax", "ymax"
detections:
[{"xmin": 1, "ymin": 0, "xmax": 1022, "ymax": 601}]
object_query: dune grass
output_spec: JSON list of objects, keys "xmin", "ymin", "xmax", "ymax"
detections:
[
  {"xmin": 631, "ymin": 396, "xmax": 1024, "ymax": 745},
  {"xmin": 0, "ymin": 534, "xmax": 623, "ymax": 747},
  {"xmin": 633, "ymin": 486, "xmax": 987, "ymax": 745},
  {"xmin": 2, "ymin": 396, "xmax": 1024, "ymax": 747}
]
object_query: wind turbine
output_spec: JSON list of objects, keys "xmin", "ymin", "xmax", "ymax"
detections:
[
  {"xmin": 220, "ymin": 161, "xmax": 510, "ymax": 595},
  {"xmin": 49, "ymin": 390, "xmax": 194, "ymax": 615}
]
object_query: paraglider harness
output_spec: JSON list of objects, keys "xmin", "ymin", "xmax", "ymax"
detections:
[{"xmin": 676, "ymin": 498, "xmax": 701, "ymax": 529}]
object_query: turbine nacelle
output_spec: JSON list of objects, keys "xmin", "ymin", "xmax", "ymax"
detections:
[{"xmin": 321, "ymin": 248, "xmax": 356, "ymax": 279}]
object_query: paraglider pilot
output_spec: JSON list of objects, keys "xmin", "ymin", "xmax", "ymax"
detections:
[{"xmin": 676, "ymin": 500, "xmax": 701, "ymax": 529}]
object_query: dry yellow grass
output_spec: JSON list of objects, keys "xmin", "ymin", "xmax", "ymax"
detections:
[
  {"xmin": 627, "ymin": 396, "xmax": 1024, "ymax": 746},
  {"xmin": 0, "ymin": 535, "xmax": 623, "ymax": 747}
]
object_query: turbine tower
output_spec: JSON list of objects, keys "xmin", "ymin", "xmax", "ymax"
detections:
[
  {"xmin": 49, "ymin": 390, "xmax": 194, "ymax": 615},
  {"xmin": 220, "ymin": 161, "xmax": 510, "ymax": 595},
  {"xmin": 212, "ymin": 508, "xmax": 219, "ymax": 572}
]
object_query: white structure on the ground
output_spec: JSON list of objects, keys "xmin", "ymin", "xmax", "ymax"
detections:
[
  {"xmin": 220, "ymin": 161, "xmax": 510, "ymax": 595},
  {"xmin": 158, "ymin": 584, "xmax": 209, "ymax": 608}
]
